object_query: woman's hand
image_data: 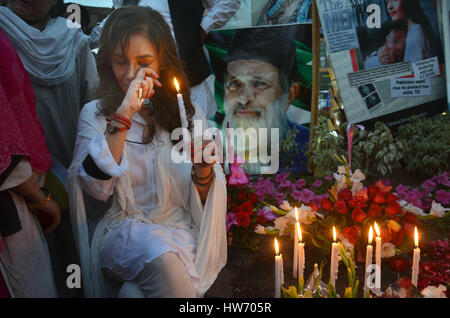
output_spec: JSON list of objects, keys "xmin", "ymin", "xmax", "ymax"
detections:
[
  {"xmin": 117, "ymin": 67, "xmax": 162, "ymax": 118},
  {"xmin": 191, "ymin": 136, "xmax": 219, "ymax": 176},
  {"xmin": 33, "ymin": 198, "xmax": 61, "ymax": 236}
]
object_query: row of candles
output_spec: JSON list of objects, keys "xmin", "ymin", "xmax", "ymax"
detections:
[{"xmin": 274, "ymin": 207, "xmax": 421, "ymax": 297}]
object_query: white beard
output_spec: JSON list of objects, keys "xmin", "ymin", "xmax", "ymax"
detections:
[{"xmin": 222, "ymin": 92, "xmax": 290, "ymax": 174}]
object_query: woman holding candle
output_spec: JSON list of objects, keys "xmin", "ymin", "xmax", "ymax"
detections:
[{"xmin": 68, "ymin": 7, "xmax": 227, "ymax": 298}]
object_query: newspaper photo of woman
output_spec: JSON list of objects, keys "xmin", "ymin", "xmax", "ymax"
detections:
[{"xmin": 384, "ymin": 0, "xmax": 435, "ymax": 63}]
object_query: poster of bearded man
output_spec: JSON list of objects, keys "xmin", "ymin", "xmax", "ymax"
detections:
[{"xmin": 205, "ymin": 24, "xmax": 312, "ymax": 175}]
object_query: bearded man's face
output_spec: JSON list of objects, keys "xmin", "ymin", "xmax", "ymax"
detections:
[{"xmin": 223, "ymin": 59, "xmax": 289, "ymax": 138}]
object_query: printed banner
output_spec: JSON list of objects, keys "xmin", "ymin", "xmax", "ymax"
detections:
[{"xmin": 317, "ymin": 0, "xmax": 447, "ymax": 124}]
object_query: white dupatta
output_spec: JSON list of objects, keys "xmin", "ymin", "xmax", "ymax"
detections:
[{"xmin": 67, "ymin": 101, "xmax": 227, "ymax": 297}]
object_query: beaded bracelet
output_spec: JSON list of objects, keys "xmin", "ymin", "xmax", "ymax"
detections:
[{"xmin": 27, "ymin": 188, "xmax": 51, "ymax": 210}]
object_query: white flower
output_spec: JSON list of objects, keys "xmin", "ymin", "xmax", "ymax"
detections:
[
  {"xmin": 274, "ymin": 216, "xmax": 292, "ymax": 236},
  {"xmin": 351, "ymin": 180, "xmax": 363, "ymax": 196},
  {"xmin": 421, "ymin": 285, "xmax": 447, "ymax": 298},
  {"xmin": 280, "ymin": 200, "xmax": 292, "ymax": 212},
  {"xmin": 338, "ymin": 166, "xmax": 346, "ymax": 174},
  {"xmin": 298, "ymin": 204, "xmax": 316, "ymax": 225},
  {"xmin": 337, "ymin": 232, "xmax": 355, "ymax": 255},
  {"xmin": 381, "ymin": 243, "xmax": 396, "ymax": 258},
  {"xmin": 255, "ymin": 225, "xmax": 266, "ymax": 235},
  {"xmin": 430, "ymin": 201, "xmax": 450, "ymax": 218},
  {"xmin": 350, "ymin": 169, "xmax": 365, "ymax": 182},
  {"xmin": 398, "ymin": 200, "xmax": 427, "ymax": 217}
]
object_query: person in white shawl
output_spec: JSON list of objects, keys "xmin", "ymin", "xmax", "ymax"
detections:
[{"xmin": 68, "ymin": 7, "xmax": 227, "ymax": 298}]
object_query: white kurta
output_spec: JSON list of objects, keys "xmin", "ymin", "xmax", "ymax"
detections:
[{"xmin": 68, "ymin": 100, "xmax": 227, "ymax": 297}]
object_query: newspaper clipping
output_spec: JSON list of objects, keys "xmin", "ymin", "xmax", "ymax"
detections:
[{"xmin": 317, "ymin": 0, "xmax": 446, "ymax": 123}]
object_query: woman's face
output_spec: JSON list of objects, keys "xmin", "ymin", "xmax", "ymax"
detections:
[
  {"xmin": 112, "ymin": 32, "xmax": 161, "ymax": 93},
  {"xmin": 9, "ymin": 0, "xmax": 58, "ymax": 26},
  {"xmin": 386, "ymin": 0, "xmax": 406, "ymax": 21}
]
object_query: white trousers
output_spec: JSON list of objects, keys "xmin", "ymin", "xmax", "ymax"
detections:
[{"xmin": 114, "ymin": 252, "xmax": 197, "ymax": 298}]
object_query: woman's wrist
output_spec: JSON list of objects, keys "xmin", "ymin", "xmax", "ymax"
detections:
[{"xmin": 116, "ymin": 103, "xmax": 134, "ymax": 120}]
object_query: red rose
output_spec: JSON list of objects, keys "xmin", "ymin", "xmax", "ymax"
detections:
[
  {"xmin": 368, "ymin": 185, "xmax": 379, "ymax": 200},
  {"xmin": 256, "ymin": 214, "xmax": 266, "ymax": 225},
  {"xmin": 381, "ymin": 228, "xmax": 393, "ymax": 243},
  {"xmin": 390, "ymin": 257, "xmax": 409, "ymax": 272},
  {"xmin": 372, "ymin": 192, "xmax": 386, "ymax": 204},
  {"xmin": 392, "ymin": 230, "xmax": 405, "ymax": 246},
  {"xmin": 249, "ymin": 193, "xmax": 259, "ymax": 204},
  {"xmin": 235, "ymin": 211, "xmax": 251, "ymax": 227},
  {"xmin": 308, "ymin": 202, "xmax": 319, "ymax": 211},
  {"xmin": 321, "ymin": 198, "xmax": 333, "ymax": 212},
  {"xmin": 237, "ymin": 191, "xmax": 246, "ymax": 202},
  {"xmin": 338, "ymin": 188, "xmax": 352, "ymax": 201},
  {"xmin": 348, "ymin": 196, "xmax": 367, "ymax": 208},
  {"xmin": 385, "ymin": 202, "xmax": 403, "ymax": 218},
  {"xmin": 352, "ymin": 208, "xmax": 367, "ymax": 223},
  {"xmin": 402, "ymin": 212, "xmax": 418, "ymax": 225},
  {"xmin": 402, "ymin": 222, "xmax": 415, "ymax": 235},
  {"xmin": 368, "ymin": 203, "xmax": 382, "ymax": 218},
  {"xmin": 239, "ymin": 201, "xmax": 254, "ymax": 215},
  {"xmin": 342, "ymin": 226, "xmax": 359, "ymax": 245},
  {"xmin": 334, "ymin": 200, "xmax": 348, "ymax": 214},
  {"xmin": 385, "ymin": 193, "xmax": 399, "ymax": 204}
]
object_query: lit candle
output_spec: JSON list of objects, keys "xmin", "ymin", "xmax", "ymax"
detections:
[
  {"xmin": 411, "ymin": 227, "xmax": 421, "ymax": 287},
  {"xmin": 374, "ymin": 222, "xmax": 382, "ymax": 291},
  {"xmin": 293, "ymin": 207, "xmax": 299, "ymax": 279},
  {"xmin": 330, "ymin": 226, "xmax": 339, "ymax": 288},
  {"xmin": 297, "ymin": 223, "xmax": 305, "ymax": 280},
  {"xmin": 274, "ymin": 238, "xmax": 284, "ymax": 298},
  {"xmin": 173, "ymin": 78, "xmax": 190, "ymax": 162},
  {"xmin": 364, "ymin": 226, "xmax": 374, "ymax": 295}
]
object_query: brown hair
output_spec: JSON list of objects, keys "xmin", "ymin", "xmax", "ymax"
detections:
[{"xmin": 96, "ymin": 6, "xmax": 195, "ymax": 143}]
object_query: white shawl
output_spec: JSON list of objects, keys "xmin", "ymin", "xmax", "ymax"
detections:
[
  {"xmin": 67, "ymin": 101, "xmax": 227, "ymax": 297},
  {"xmin": 0, "ymin": 6, "xmax": 89, "ymax": 86}
]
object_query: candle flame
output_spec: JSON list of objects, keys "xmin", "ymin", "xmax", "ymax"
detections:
[
  {"xmin": 173, "ymin": 77, "xmax": 180, "ymax": 93},
  {"xmin": 414, "ymin": 227, "xmax": 419, "ymax": 248},
  {"xmin": 274, "ymin": 238, "xmax": 280, "ymax": 256},
  {"xmin": 294, "ymin": 207, "xmax": 298, "ymax": 222},
  {"xmin": 297, "ymin": 223, "xmax": 302, "ymax": 242},
  {"xmin": 374, "ymin": 222, "xmax": 381, "ymax": 237},
  {"xmin": 332, "ymin": 226, "xmax": 337, "ymax": 242},
  {"xmin": 368, "ymin": 226, "xmax": 373, "ymax": 245}
]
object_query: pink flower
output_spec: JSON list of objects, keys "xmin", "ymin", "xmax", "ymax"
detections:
[
  {"xmin": 226, "ymin": 213, "xmax": 238, "ymax": 231},
  {"xmin": 435, "ymin": 190, "xmax": 450, "ymax": 206},
  {"xmin": 422, "ymin": 180, "xmax": 437, "ymax": 193},
  {"xmin": 433, "ymin": 171, "xmax": 450, "ymax": 187},
  {"xmin": 275, "ymin": 173, "xmax": 288, "ymax": 183},
  {"xmin": 295, "ymin": 179, "xmax": 306, "ymax": 189},
  {"xmin": 292, "ymin": 190, "xmax": 303, "ymax": 202},
  {"xmin": 257, "ymin": 207, "xmax": 276, "ymax": 222},
  {"xmin": 311, "ymin": 179, "xmax": 323, "ymax": 189},
  {"xmin": 395, "ymin": 184, "xmax": 410, "ymax": 197},
  {"xmin": 228, "ymin": 155, "xmax": 248, "ymax": 185},
  {"xmin": 279, "ymin": 180, "xmax": 294, "ymax": 189},
  {"xmin": 300, "ymin": 189, "xmax": 315, "ymax": 203}
]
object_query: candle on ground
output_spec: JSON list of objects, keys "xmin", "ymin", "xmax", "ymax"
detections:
[
  {"xmin": 364, "ymin": 226, "xmax": 374, "ymax": 295},
  {"xmin": 293, "ymin": 207, "xmax": 299, "ymax": 278},
  {"xmin": 412, "ymin": 227, "xmax": 421, "ymax": 287},
  {"xmin": 274, "ymin": 238, "xmax": 284, "ymax": 298},
  {"xmin": 297, "ymin": 223, "xmax": 305, "ymax": 280},
  {"xmin": 330, "ymin": 226, "xmax": 339, "ymax": 288},
  {"xmin": 374, "ymin": 222, "xmax": 382, "ymax": 291}
]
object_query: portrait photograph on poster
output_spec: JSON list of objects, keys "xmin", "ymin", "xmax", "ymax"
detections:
[{"xmin": 205, "ymin": 24, "xmax": 313, "ymax": 174}]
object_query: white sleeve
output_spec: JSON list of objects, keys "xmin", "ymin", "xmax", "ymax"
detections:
[
  {"xmin": 79, "ymin": 134, "xmax": 129, "ymax": 202},
  {"xmin": 200, "ymin": 0, "xmax": 241, "ymax": 33}
]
